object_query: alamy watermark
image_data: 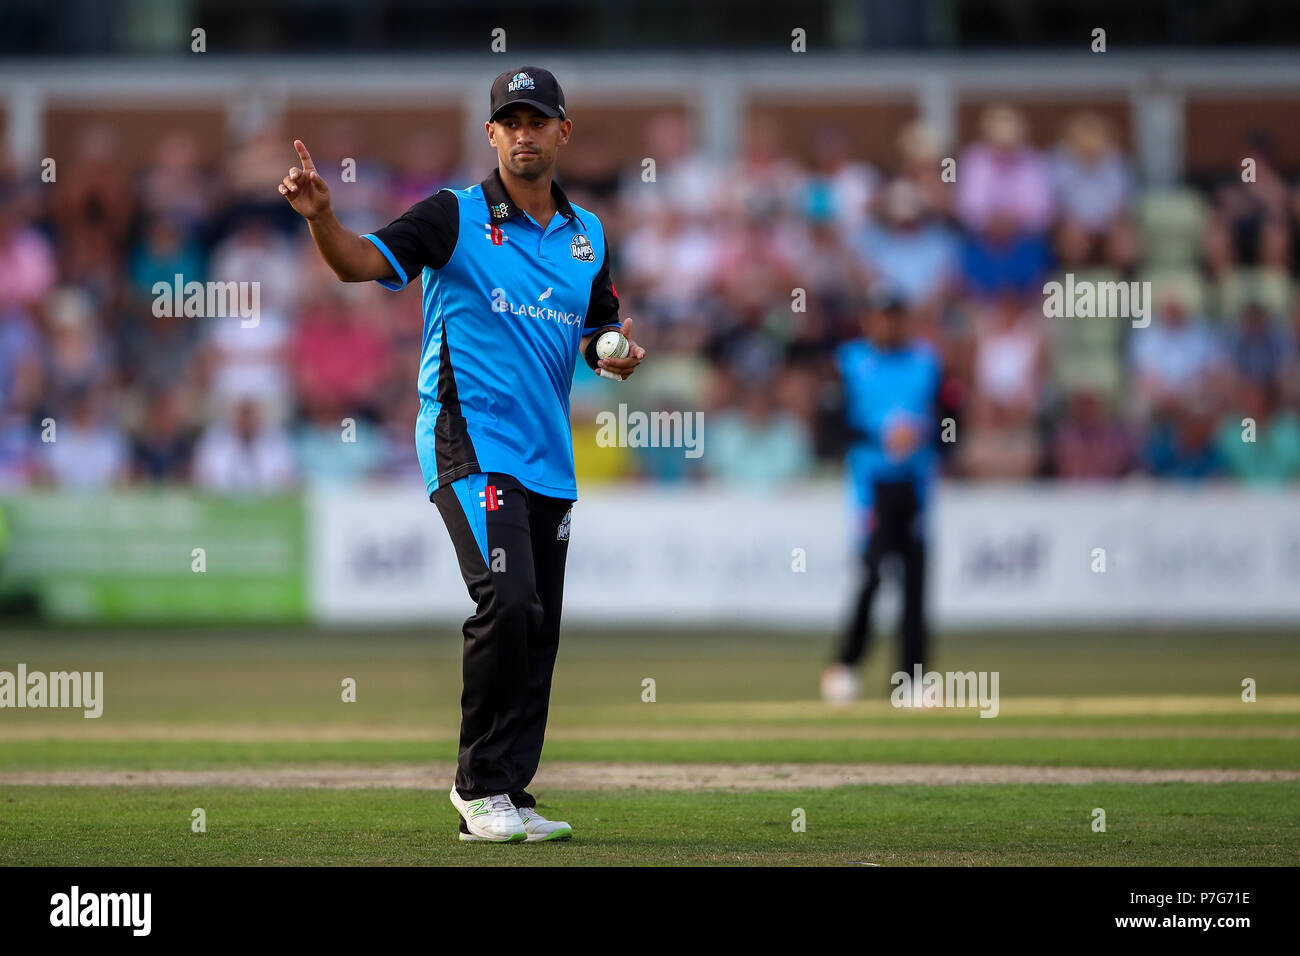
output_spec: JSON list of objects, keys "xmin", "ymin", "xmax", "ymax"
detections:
[
  {"xmin": 0, "ymin": 664, "xmax": 103, "ymax": 718},
  {"xmin": 152, "ymin": 274, "xmax": 261, "ymax": 328},
  {"xmin": 890, "ymin": 666, "xmax": 1000, "ymax": 718},
  {"xmin": 50, "ymin": 886, "xmax": 150, "ymax": 936},
  {"xmin": 1042, "ymin": 273, "xmax": 1151, "ymax": 328},
  {"xmin": 595, "ymin": 403, "xmax": 703, "ymax": 459}
]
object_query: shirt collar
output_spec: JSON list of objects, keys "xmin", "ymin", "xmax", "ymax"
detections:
[{"xmin": 481, "ymin": 167, "xmax": 586, "ymax": 230}]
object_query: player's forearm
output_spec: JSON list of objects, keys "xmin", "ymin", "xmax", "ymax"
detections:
[{"xmin": 305, "ymin": 209, "xmax": 388, "ymax": 283}]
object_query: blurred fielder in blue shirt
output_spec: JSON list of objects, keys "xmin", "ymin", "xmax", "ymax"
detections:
[{"xmin": 822, "ymin": 287, "xmax": 942, "ymax": 703}]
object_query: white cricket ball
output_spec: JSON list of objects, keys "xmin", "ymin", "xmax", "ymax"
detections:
[{"xmin": 596, "ymin": 329, "xmax": 630, "ymax": 360}]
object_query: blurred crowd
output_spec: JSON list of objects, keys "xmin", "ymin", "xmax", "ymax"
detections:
[{"xmin": 2, "ymin": 104, "xmax": 1300, "ymax": 493}]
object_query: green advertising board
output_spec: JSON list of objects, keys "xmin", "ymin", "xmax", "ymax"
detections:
[{"xmin": 0, "ymin": 492, "xmax": 306, "ymax": 623}]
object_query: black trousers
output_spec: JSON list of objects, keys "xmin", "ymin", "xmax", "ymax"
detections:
[
  {"xmin": 836, "ymin": 480, "xmax": 928, "ymax": 674},
  {"xmin": 432, "ymin": 472, "xmax": 572, "ymax": 805}
]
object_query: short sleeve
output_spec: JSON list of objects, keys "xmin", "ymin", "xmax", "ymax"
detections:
[
  {"xmin": 582, "ymin": 239, "xmax": 621, "ymax": 334},
  {"xmin": 363, "ymin": 190, "xmax": 459, "ymax": 290}
]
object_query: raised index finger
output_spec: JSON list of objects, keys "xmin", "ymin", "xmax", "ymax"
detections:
[{"xmin": 293, "ymin": 140, "xmax": 316, "ymax": 172}]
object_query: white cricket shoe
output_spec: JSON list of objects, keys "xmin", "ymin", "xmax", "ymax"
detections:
[
  {"xmin": 820, "ymin": 664, "xmax": 860, "ymax": 705},
  {"xmin": 450, "ymin": 788, "xmax": 526, "ymax": 843},
  {"xmin": 518, "ymin": 806, "xmax": 573, "ymax": 842}
]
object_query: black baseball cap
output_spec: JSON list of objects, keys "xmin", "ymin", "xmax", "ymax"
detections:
[{"xmin": 489, "ymin": 67, "xmax": 566, "ymax": 122}]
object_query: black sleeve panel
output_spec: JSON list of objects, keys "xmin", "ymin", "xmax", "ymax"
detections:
[
  {"xmin": 368, "ymin": 190, "xmax": 460, "ymax": 285},
  {"xmin": 582, "ymin": 239, "xmax": 621, "ymax": 334}
]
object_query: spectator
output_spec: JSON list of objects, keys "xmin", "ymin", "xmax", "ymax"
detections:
[
  {"xmin": 208, "ymin": 217, "xmax": 300, "ymax": 316},
  {"xmin": 1142, "ymin": 402, "xmax": 1226, "ymax": 480},
  {"xmin": 802, "ymin": 126, "xmax": 878, "ymax": 235},
  {"xmin": 0, "ymin": 190, "xmax": 57, "ymax": 311},
  {"xmin": 1052, "ymin": 390, "xmax": 1136, "ymax": 479},
  {"xmin": 619, "ymin": 111, "xmax": 720, "ymax": 218},
  {"xmin": 1282, "ymin": 302, "xmax": 1300, "ymax": 408},
  {"xmin": 197, "ymin": 220, "xmax": 297, "ymax": 421},
  {"xmin": 315, "ymin": 120, "xmax": 392, "ymax": 235},
  {"xmin": 959, "ymin": 213, "xmax": 1052, "ymax": 301},
  {"xmin": 39, "ymin": 386, "xmax": 130, "ymax": 489},
  {"xmin": 1204, "ymin": 131, "xmax": 1292, "ymax": 277},
  {"xmin": 192, "ymin": 398, "xmax": 295, "ymax": 492},
  {"xmin": 223, "ymin": 122, "xmax": 302, "ymax": 234},
  {"xmin": 1051, "ymin": 112, "xmax": 1137, "ymax": 269},
  {"xmin": 726, "ymin": 115, "xmax": 804, "ymax": 220},
  {"xmin": 289, "ymin": 283, "xmax": 393, "ymax": 415},
  {"xmin": 389, "ymin": 130, "xmax": 461, "ymax": 214},
  {"xmin": 713, "ymin": 206, "xmax": 801, "ymax": 307},
  {"xmin": 955, "ymin": 106, "xmax": 1055, "ymax": 300},
  {"xmin": 294, "ymin": 396, "xmax": 385, "ymax": 486},
  {"xmin": 137, "ymin": 131, "xmax": 212, "ymax": 240},
  {"xmin": 0, "ymin": 306, "xmax": 43, "ymax": 488},
  {"xmin": 127, "ymin": 214, "xmax": 205, "ymax": 303},
  {"xmin": 956, "ymin": 105, "xmax": 1054, "ymax": 236},
  {"xmin": 43, "ymin": 288, "xmax": 115, "ymax": 410},
  {"xmin": 0, "ymin": 420, "xmax": 34, "ymax": 491},
  {"xmin": 850, "ymin": 179, "xmax": 958, "ymax": 311},
  {"xmin": 1130, "ymin": 293, "xmax": 1229, "ymax": 419},
  {"xmin": 130, "ymin": 386, "xmax": 195, "ymax": 483},
  {"xmin": 631, "ymin": 394, "xmax": 705, "ymax": 484},
  {"xmin": 704, "ymin": 381, "xmax": 813, "ymax": 487},
  {"xmin": 703, "ymin": 294, "xmax": 786, "ymax": 386},
  {"xmin": 971, "ymin": 293, "xmax": 1046, "ymax": 417},
  {"xmin": 787, "ymin": 211, "xmax": 869, "ymax": 326},
  {"xmin": 1228, "ymin": 300, "xmax": 1288, "ymax": 390},
  {"xmin": 0, "ymin": 306, "xmax": 41, "ymax": 414},
  {"xmin": 1215, "ymin": 381, "xmax": 1300, "ymax": 483},
  {"xmin": 895, "ymin": 121, "xmax": 953, "ymax": 221},
  {"xmin": 954, "ymin": 394, "xmax": 1042, "ymax": 479},
  {"xmin": 50, "ymin": 125, "xmax": 133, "ymax": 299},
  {"xmin": 621, "ymin": 205, "xmax": 721, "ymax": 330},
  {"xmin": 115, "ymin": 296, "xmax": 201, "ymax": 396}
]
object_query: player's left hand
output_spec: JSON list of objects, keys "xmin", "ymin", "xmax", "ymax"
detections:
[
  {"xmin": 597, "ymin": 317, "xmax": 646, "ymax": 381},
  {"xmin": 885, "ymin": 419, "xmax": 920, "ymax": 457}
]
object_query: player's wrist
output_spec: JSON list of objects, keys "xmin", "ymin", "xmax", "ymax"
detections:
[
  {"xmin": 583, "ymin": 325, "xmax": 624, "ymax": 371},
  {"xmin": 304, "ymin": 205, "xmax": 334, "ymax": 225}
]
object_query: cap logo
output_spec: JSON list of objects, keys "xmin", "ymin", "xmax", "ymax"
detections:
[{"xmin": 507, "ymin": 72, "xmax": 535, "ymax": 93}]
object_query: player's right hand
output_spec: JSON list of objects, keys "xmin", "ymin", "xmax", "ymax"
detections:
[{"xmin": 279, "ymin": 140, "xmax": 331, "ymax": 220}]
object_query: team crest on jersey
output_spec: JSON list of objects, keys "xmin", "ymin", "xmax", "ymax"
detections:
[
  {"xmin": 507, "ymin": 72, "xmax": 535, "ymax": 93},
  {"xmin": 570, "ymin": 234, "xmax": 595, "ymax": 262},
  {"xmin": 556, "ymin": 509, "xmax": 571, "ymax": 541},
  {"xmin": 490, "ymin": 202, "xmax": 510, "ymax": 219}
]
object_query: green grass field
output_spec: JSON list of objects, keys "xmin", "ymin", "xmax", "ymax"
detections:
[{"xmin": 1, "ymin": 627, "xmax": 1297, "ymax": 866}]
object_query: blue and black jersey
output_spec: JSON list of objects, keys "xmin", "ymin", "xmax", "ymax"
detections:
[
  {"xmin": 836, "ymin": 338, "xmax": 942, "ymax": 515},
  {"xmin": 364, "ymin": 168, "xmax": 620, "ymax": 501}
]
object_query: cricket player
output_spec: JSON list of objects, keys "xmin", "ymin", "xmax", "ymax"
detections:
[
  {"xmin": 280, "ymin": 66, "xmax": 645, "ymax": 842},
  {"xmin": 821, "ymin": 287, "xmax": 940, "ymax": 704}
]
